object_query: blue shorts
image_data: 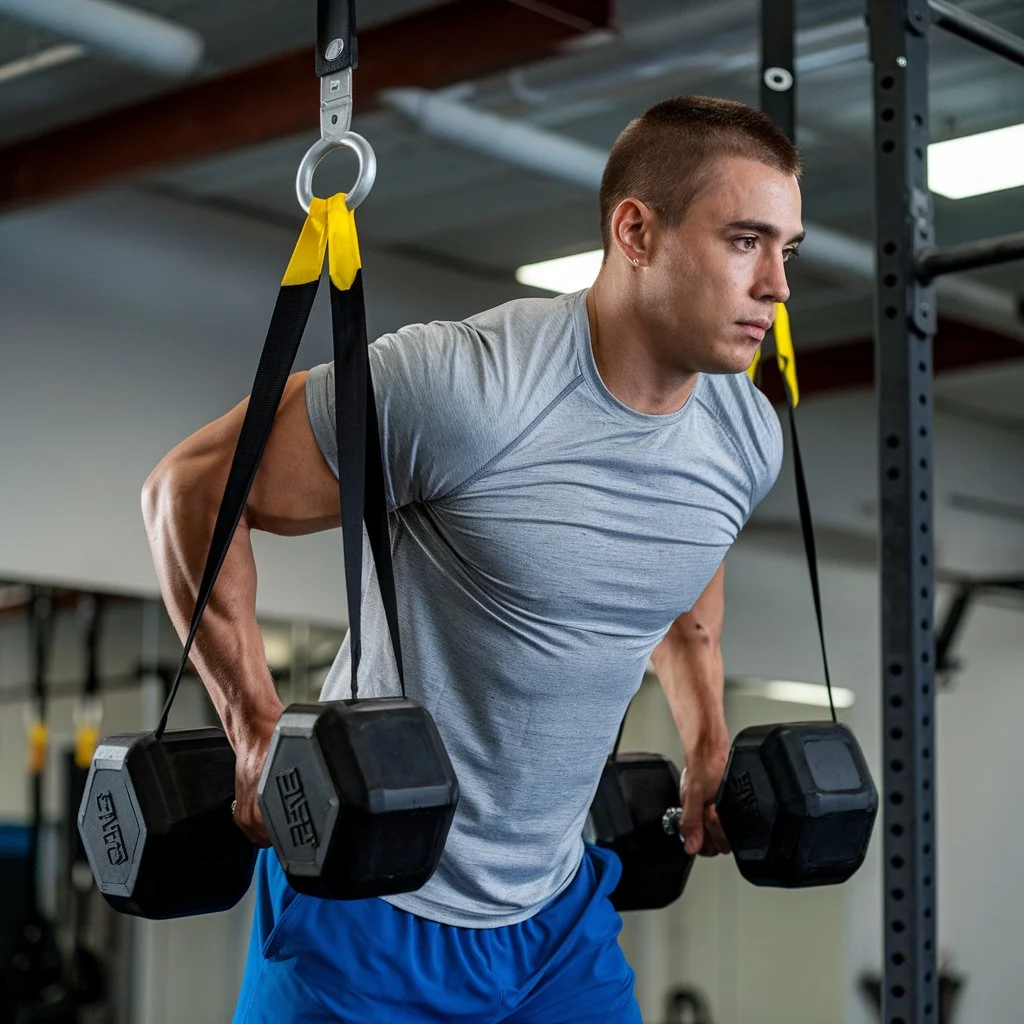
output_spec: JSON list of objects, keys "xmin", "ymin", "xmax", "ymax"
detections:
[{"xmin": 233, "ymin": 844, "xmax": 641, "ymax": 1024}]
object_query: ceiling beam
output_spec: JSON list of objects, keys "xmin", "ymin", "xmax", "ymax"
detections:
[
  {"xmin": 0, "ymin": 0, "xmax": 614, "ymax": 213},
  {"xmin": 756, "ymin": 316, "xmax": 1024, "ymax": 404}
]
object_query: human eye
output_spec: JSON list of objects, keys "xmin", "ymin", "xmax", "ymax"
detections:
[
  {"xmin": 783, "ymin": 246, "xmax": 801, "ymax": 264},
  {"xmin": 733, "ymin": 235, "xmax": 758, "ymax": 253}
]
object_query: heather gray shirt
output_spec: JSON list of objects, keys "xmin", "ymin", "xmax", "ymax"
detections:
[{"xmin": 305, "ymin": 288, "xmax": 782, "ymax": 927}]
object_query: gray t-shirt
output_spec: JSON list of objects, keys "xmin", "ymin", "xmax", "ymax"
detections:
[{"xmin": 305, "ymin": 288, "xmax": 782, "ymax": 927}]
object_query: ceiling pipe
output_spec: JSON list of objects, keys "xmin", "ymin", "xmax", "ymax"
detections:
[
  {"xmin": 383, "ymin": 89, "xmax": 1024, "ymax": 340},
  {"xmin": 0, "ymin": 0, "xmax": 204, "ymax": 79}
]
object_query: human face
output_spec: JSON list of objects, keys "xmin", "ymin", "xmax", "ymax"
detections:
[{"xmin": 641, "ymin": 156, "xmax": 804, "ymax": 375}]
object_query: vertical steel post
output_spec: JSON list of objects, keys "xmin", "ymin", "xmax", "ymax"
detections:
[{"xmin": 867, "ymin": 1, "xmax": 939, "ymax": 1020}]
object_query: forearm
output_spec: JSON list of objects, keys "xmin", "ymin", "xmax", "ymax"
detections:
[
  {"xmin": 143, "ymin": 462, "xmax": 283, "ymax": 750},
  {"xmin": 650, "ymin": 620, "xmax": 728, "ymax": 759}
]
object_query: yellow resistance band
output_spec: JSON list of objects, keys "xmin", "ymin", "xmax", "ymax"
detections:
[{"xmin": 747, "ymin": 301, "xmax": 800, "ymax": 407}]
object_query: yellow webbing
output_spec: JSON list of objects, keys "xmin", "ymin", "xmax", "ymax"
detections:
[
  {"xmin": 280, "ymin": 195, "xmax": 362, "ymax": 292},
  {"xmin": 747, "ymin": 301, "xmax": 801, "ymax": 407}
]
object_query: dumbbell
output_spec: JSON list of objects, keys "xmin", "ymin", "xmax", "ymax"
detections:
[
  {"xmin": 77, "ymin": 698, "xmax": 459, "ymax": 919},
  {"xmin": 586, "ymin": 720, "xmax": 877, "ymax": 912}
]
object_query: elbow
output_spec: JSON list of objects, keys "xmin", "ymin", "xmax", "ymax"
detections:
[
  {"xmin": 140, "ymin": 451, "xmax": 215, "ymax": 540},
  {"xmin": 668, "ymin": 614, "xmax": 720, "ymax": 648},
  {"xmin": 141, "ymin": 459, "xmax": 171, "ymax": 538}
]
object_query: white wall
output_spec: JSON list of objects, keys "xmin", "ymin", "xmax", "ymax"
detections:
[{"xmin": 3, "ymin": 187, "xmax": 1024, "ymax": 1023}]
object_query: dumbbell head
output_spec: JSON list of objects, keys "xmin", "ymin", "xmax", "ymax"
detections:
[
  {"xmin": 586, "ymin": 753, "xmax": 694, "ymax": 911},
  {"xmin": 716, "ymin": 721, "xmax": 877, "ymax": 888},
  {"xmin": 77, "ymin": 728, "xmax": 257, "ymax": 919},
  {"xmin": 257, "ymin": 698, "xmax": 459, "ymax": 900}
]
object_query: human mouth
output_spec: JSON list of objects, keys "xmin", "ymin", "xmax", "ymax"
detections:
[{"xmin": 737, "ymin": 320, "xmax": 771, "ymax": 342}]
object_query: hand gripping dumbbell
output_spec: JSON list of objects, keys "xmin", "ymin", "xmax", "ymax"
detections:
[
  {"xmin": 586, "ymin": 721, "xmax": 878, "ymax": 912},
  {"xmin": 77, "ymin": 699, "xmax": 459, "ymax": 919}
]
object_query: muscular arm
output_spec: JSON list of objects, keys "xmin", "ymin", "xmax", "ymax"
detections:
[
  {"xmin": 650, "ymin": 563, "xmax": 731, "ymax": 855},
  {"xmin": 650, "ymin": 563, "xmax": 728, "ymax": 758},
  {"xmin": 142, "ymin": 371, "xmax": 339, "ymax": 839}
]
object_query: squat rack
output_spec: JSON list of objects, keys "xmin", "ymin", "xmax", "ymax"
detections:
[{"xmin": 868, "ymin": 2, "xmax": 1024, "ymax": 1022}]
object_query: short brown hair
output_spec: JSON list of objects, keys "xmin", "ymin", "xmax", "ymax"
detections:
[{"xmin": 599, "ymin": 95, "xmax": 802, "ymax": 252}]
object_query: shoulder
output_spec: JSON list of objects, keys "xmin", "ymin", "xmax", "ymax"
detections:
[
  {"xmin": 369, "ymin": 290, "xmax": 584, "ymax": 437},
  {"xmin": 370, "ymin": 291, "xmax": 581, "ymax": 379},
  {"xmin": 364, "ymin": 291, "xmax": 585, "ymax": 502}
]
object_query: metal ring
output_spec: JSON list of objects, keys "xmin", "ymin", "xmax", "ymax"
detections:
[
  {"xmin": 295, "ymin": 131, "xmax": 377, "ymax": 213},
  {"xmin": 763, "ymin": 66, "xmax": 794, "ymax": 93}
]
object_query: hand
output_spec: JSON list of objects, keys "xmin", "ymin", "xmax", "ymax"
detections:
[
  {"xmin": 231, "ymin": 705, "xmax": 283, "ymax": 848},
  {"xmin": 677, "ymin": 738, "xmax": 732, "ymax": 857}
]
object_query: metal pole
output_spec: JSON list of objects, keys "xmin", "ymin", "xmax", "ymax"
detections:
[
  {"xmin": 928, "ymin": 0, "xmax": 1024, "ymax": 68},
  {"xmin": 867, "ymin": 2, "xmax": 939, "ymax": 1021},
  {"xmin": 918, "ymin": 231, "xmax": 1024, "ymax": 281}
]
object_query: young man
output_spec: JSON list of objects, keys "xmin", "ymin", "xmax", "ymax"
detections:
[{"xmin": 143, "ymin": 95, "xmax": 803, "ymax": 1022}]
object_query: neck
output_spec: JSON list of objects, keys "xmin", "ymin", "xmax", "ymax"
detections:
[{"xmin": 585, "ymin": 277, "xmax": 698, "ymax": 416}]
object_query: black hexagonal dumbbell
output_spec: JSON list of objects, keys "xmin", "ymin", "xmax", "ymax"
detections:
[
  {"xmin": 78, "ymin": 698, "xmax": 458, "ymax": 919},
  {"xmin": 258, "ymin": 698, "xmax": 459, "ymax": 899},
  {"xmin": 77, "ymin": 728, "xmax": 255, "ymax": 920},
  {"xmin": 588, "ymin": 721, "xmax": 878, "ymax": 911}
]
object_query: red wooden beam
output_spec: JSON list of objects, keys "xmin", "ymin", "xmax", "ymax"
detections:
[
  {"xmin": 0, "ymin": 0, "xmax": 614, "ymax": 213},
  {"xmin": 756, "ymin": 316, "xmax": 1024, "ymax": 404}
]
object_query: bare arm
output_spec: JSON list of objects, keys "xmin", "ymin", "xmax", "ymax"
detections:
[
  {"xmin": 649, "ymin": 563, "xmax": 731, "ymax": 855},
  {"xmin": 142, "ymin": 370, "xmax": 339, "ymax": 842}
]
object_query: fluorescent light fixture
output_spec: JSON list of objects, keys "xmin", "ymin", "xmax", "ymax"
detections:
[
  {"xmin": 728, "ymin": 676, "xmax": 856, "ymax": 709},
  {"xmin": 516, "ymin": 249, "xmax": 603, "ymax": 294},
  {"xmin": 929, "ymin": 122, "xmax": 1024, "ymax": 199},
  {"xmin": 0, "ymin": 43, "xmax": 86, "ymax": 85}
]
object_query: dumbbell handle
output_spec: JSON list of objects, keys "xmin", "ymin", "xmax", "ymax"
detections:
[{"xmin": 662, "ymin": 807, "xmax": 684, "ymax": 836}]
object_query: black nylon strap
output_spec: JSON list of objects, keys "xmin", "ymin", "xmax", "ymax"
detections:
[
  {"xmin": 329, "ymin": 271, "xmax": 405, "ymax": 698},
  {"xmin": 316, "ymin": 0, "xmax": 357, "ymax": 76},
  {"xmin": 365, "ymin": 362, "xmax": 406, "ymax": 689},
  {"xmin": 783, "ymin": 394, "xmax": 837, "ymax": 723},
  {"xmin": 155, "ymin": 280, "xmax": 320, "ymax": 738},
  {"xmin": 155, "ymin": 205, "xmax": 408, "ymax": 732}
]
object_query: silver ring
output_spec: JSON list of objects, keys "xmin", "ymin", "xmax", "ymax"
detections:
[
  {"xmin": 296, "ymin": 132, "xmax": 377, "ymax": 214},
  {"xmin": 763, "ymin": 66, "xmax": 794, "ymax": 92}
]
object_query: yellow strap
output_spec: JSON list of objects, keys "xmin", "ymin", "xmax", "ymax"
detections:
[
  {"xmin": 27, "ymin": 721, "xmax": 48, "ymax": 775},
  {"xmin": 327, "ymin": 194, "xmax": 362, "ymax": 292},
  {"xmin": 280, "ymin": 194, "xmax": 361, "ymax": 292},
  {"xmin": 773, "ymin": 302, "xmax": 800, "ymax": 407},
  {"xmin": 746, "ymin": 302, "xmax": 800, "ymax": 408},
  {"xmin": 75, "ymin": 722, "xmax": 100, "ymax": 769},
  {"xmin": 281, "ymin": 197, "xmax": 329, "ymax": 287}
]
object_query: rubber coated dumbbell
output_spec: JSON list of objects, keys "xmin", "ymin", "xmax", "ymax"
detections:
[
  {"xmin": 78, "ymin": 698, "xmax": 459, "ymax": 919},
  {"xmin": 586, "ymin": 720, "xmax": 878, "ymax": 912}
]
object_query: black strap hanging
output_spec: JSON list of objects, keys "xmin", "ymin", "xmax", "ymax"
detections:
[{"xmin": 154, "ymin": 196, "xmax": 404, "ymax": 738}]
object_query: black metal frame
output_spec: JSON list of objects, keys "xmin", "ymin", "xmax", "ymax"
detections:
[{"xmin": 867, "ymin": 2, "xmax": 1024, "ymax": 1021}]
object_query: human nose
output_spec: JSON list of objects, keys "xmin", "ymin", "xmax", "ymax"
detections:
[{"xmin": 757, "ymin": 250, "xmax": 791, "ymax": 305}]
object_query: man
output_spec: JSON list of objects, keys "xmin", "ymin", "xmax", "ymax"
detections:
[{"xmin": 143, "ymin": 95, "xmax": 803, "ymax": 1022}]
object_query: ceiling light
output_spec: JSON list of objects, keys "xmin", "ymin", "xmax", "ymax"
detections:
[
  {"xmin": 929, "ymin": 122, "xmax": 1024, "ymax": 199},
  {"xmin": 516, "ymin": 249, "xmax": 603, "ymax": 294},
  {"xmin": 0, "ymin": 43, "xmax": 85, "ymax": 86},
  {"xmin": 727, "ymin": 676, "xmax": 856, "ymax": 709}
]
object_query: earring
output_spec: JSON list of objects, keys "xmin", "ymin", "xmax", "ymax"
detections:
[{"xmin": 632, "ymin": 257, "xmax": 639, "ymax": 266}]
